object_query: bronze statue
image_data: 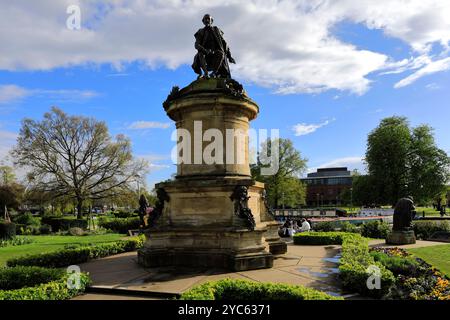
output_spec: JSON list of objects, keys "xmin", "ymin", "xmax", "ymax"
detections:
[
  {"xmin": 392, "ymin": 196, "xmax": 416, "ymax": 231},
  {"xmin": 230, "ymin": 186, "xmax": 256, "ymax": 230},
  {"xmin": 138, "ymin": 194, "xmax": 149, "ymax": 227},
  {"xmin": 192, "ymin": 14, "xmax": 236, "ymax": 79}
]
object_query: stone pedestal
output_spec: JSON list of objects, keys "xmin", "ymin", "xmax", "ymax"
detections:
[
  {"xmin": 386, "ymin": 230, "xmax": 416, "ymax": 245},
  {"xmin": 138, "ymin": 78, "xmax": 285, "ymax": 271}
]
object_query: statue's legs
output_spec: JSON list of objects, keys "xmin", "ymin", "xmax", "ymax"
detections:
[
  {"xmin": 208, "ymin": 51, "xmax": 225, "ymax": 77},
  {"xmin": 196, "ymin": 53, "xmax": 210, "ymax": 78}
]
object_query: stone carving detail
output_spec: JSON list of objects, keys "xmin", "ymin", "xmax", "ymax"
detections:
[
  {"xmin": 230, "ymin": 186, "xmax": 256, "ymax": 230},
  {"xmin": 138, "ymin": 194, "xmax": 149, "ymax": 227},
  {"xmin": 261, "ymin": 189, "xmax": 275, "ymax": 219},
  {"xmin": 163, "ymin": 86, "xmax": 180, "ymax": 109},
  {"xmin": 224, "ymin": 78, "xmax": 245, "ymax": 97},
  {"xmin": 148, "ymin": 188, "xmax": 170, "ymax": 227}
]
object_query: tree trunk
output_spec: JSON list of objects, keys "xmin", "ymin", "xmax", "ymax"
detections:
[{"xmin": 77, "ymin": 198, "xmax": 83, "ymax": 219}]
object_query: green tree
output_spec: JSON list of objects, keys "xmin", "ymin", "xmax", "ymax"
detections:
[
  {"xmin": 12, "ymin": 107, "xmax": 149, "ymax": 218},
  {"xmin": 351, "ymin": 175, "xmax": 378, "ymax": 206},
  {"xmin": 0, "ymin": 166, "xmax": 16, "ymax": 185},
  {"xmin": 365, "ymin": 116, "xmax": 449, "ymax": 206},
  {"xmin": 251, "ymin": 138, "xmax": 307, "ymax": 208},
  {"xmin": 0, "ymin": 183, "xmax": 25, "ymax": 215}
]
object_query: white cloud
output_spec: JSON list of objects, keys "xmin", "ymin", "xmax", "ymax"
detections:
[
  {"xmin": 308, "ymin": 156, "xmax": 366, "ymax": 175},
  {"xmin": 293, "ymin": 119, "xmax": 334, "ymax": 136},
  {"xmin": 128, "ymin": 121, "xmax": 171, "ymax": 130},
  {"xmin": 1, "ymin": 1, "xmax": 450, "ymax": 94},
  {"xmin": 0, "ymin": 129, "xmax": 18, "ymax": 162},
  {"xmin": 394, "ymin": 57, "xmax": 450, "ymax": 88},
  {"xmin": 0, "ymin": 84, "xmax": 99, "ymax": 105},
  {"xmin": 0, "ymin": 85, "xmax": 30, "ymax": 104}
]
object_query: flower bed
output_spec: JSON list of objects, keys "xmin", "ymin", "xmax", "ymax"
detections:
[
  {"xmin": 0, "ymin": 266, "xmax": 89, "ymax": 300},
  {"xmin": 180, "ymin": 279, "xmax": 342, "ymax": 300}
]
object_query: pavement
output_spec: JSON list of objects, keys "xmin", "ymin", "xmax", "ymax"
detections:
[{"xmin": 72, "ymin": 239, "xmax": 444, "ymax": 300}]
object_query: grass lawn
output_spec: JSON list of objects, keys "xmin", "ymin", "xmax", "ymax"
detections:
[
  {"xmin": 407, "ymin": 244, "xmax": 450, "ymax": 277},
  {"xmin": 415, "ymin": 207, "xmax": 443, "ymax": 217},
  {"xmin": 0, "ymin": 234, "xmax": 124, "ymax": 267}
]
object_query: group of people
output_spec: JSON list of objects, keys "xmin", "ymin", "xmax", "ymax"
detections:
[{"xmin": 279, "ymin": 218, "xmax": 311, "ymax": 238}]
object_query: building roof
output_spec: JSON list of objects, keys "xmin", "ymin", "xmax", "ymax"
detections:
[{"xmin": 306, "ymin": 167, "xmax": 351, "ymax": 178}]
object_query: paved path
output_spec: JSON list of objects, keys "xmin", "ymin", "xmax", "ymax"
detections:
[{"xmin": 73, "ymin": 239, "xmax": 444, "ymax": 300}]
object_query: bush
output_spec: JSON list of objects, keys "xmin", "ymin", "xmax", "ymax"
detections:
[
  {"xmin": 339, "ymin": 235, "xmax": 395, "ymax": 298},
  {"xmin": 13, "ymin": 213, "xmax": 40, "ymax": 227},
  {"xmin": 0, "ymin": 266, "xmax": 64, "ymax": 291},
  {"xmin": 0, "ymin": 222, "xmax": 16, "ymax": 240},
  {"xmin": 361, "ymin": 220, "xmax": 390, "ymax": 239},
  {"xmin": 180, "ymin": 279, "xmax": 342, "ymax": 300},
  {"xmin": 98, "ymin": 217, "xmax": 141, "ymax": 234},
  {"xmin": 313, "ymin": 221, "xmax": 336, "ymax": 232},
  {"xmin": 41, "ymin": 217, "xmax": 88, "ymax": 232},
  {"xmin": 370, "ymin": 251, "xmax": 420, "ymax": 276},
  {"xmin": 0, "ymin": 236, "xmax": 34, "ymax": 248},
  {"xmin": 293, "ymin": 232, "xmax": 358, "ymax": 245},
  {"xmin": 413, "ymin": 221, "xmax": 450, "ymax": 240},
  {"xmin": 112, "ymin": 211, "xmax": 138, "ymax": 219},
  {"xmin": 39, "ymin": 224, "xmax": 52, "ymax": 235},
  {"xmin": 0, "ymin": 267, "xmax": 89, "ymax": 300},
  {"xmin": 7, "ymin": 235, "xmax": 145, "ymax": 268},
  {"xmin": 340, "ymin": 222, "xmax": 361, "ymax": 234},
  {"xmin": 68, "ymin": 227, "xmax": 85, "ymax": 236}
]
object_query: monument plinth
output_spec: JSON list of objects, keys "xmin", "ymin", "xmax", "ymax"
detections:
[{"xmin": 137, "ymin": 78, "xmax": 286, "ymax": 271}]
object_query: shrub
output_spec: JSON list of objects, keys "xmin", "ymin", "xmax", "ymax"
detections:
[
  {"xmin": 13, "ymin": 212, "xmax": 40, "ymax": 227},
  {"xmin": 313, "ymin": 221, "xmax": 336, "ymax": 232},
  {"xmin": 0, "ymin": 266, "xmax": 64, "ymax": 291},
  {"xmin": 112, "ymin": 211, "xmax": 138, "ymax": 219},
  {"xmin": 413, "ymin": 221, "xmax": 450, "ymax": 240},
  {"xmin": 340, "ymin": 222, "xmax": 361, "ymax": 234},
  {"xmin": 98, "ymin": 217, "xmax": 141, "ymax": 234},
  {"xmin": 370, "ymin": 251, "xmax": 420, "ymax": 276},
  {"xmin": 180, "ymin": 279, "xmax": 342, "ymax": 300},
  {"xmin": 0, "ymin": 222, "xmax": 16, "ymax": 240},
  {"xmin": 39, "ymin": 224, "xmax": 52, "ymax": 235},
  {"xmin": 0, "ymin": 267, "xmax": 90, "ymax": 300},
  {"xmin": 361, "ymin": 220, "xmax": 390, "ymax": 239},
  {"xmin": 339, "ymin": 236, "xmax": 395, "ymax": 298},
  {"xmin": 41, "ymin": 217, "xmax": 88, "ymax": 232},
  {"xmin": 0, "ymin": 236, "xmax": 34, "ymax": 248},
  {"xmin": 68, "ymin": 227, "xmax": 85, "ymax": 236},
  {"xmin": 7, "ymin": 235, "xmax": 145, "ymax": 268},
  {"xmin": 293, "ymin": 232, "xmax": 358, "ymax": 245}
]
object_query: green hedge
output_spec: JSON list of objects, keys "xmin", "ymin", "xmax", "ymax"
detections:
[
  {"xmin": 41, "ymin": 217, "xmax": 88, "ymax": 232},
  {"xmin": 6, "ymin": 236, "xmax": 145, "ymax": 268},
  {"xmin": 360, "ymin": 220, "xmax": 390, "ymax": 239},
  {"xmin": 293, "ymin": 232, "xmax": 358, "ymax": 245},
  {"xmin": 0, "ymin": 266, "xmax": 64, "ymax": 290},
  {"xmin": 0, "ymin": 268, "xmax": 90, "ymax": 300},
  {"xmin": 98, "ymin": 217, "xmax": 141, "ymax": 234},
  {"xmin": 0, "ymin": 222, "xmax": 16, "ymax": 240},
  {"xmin": 339, "ymin": 235, "xmax": 395, "ymax": 298},
  {"xmin": 180, "ymin": 279, "xmax": 342, "ymax": 300},
  {"xmin": 413, "ymin": 220, "xmax": 450, "ymax": 240}
]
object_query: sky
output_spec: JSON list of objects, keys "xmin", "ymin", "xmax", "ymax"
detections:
[{"xmin": 1, "ymin": 0, "xmax": 450, "ymax": 189}]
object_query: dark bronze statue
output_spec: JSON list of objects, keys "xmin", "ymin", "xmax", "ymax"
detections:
[
  {"xmin": 230, "ymin": 186, "xmax": 256, "ymax": 230},
  {"xmin": 392, "ymin": 196, "xmax": 416, "ymax": 231},
  {"xmin": 192, "ymin": 14, "xmax": 236, "ymax": 79},
  {"xmin": 138, "ymin": 194, "xmax": 149, "ymax": 227}
]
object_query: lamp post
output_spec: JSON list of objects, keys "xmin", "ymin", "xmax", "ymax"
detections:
[{"xmin": 350, "ymin": 187, "xmax": 353, "ymax": 212}]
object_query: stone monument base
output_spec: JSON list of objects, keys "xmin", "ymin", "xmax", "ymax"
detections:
[
  {"xmin": 386, "ymin": 230, "xmax": 416, "ymax": 245},
  {"xmin": 137, "ymin": 228, "xmax": 273, "ymax": 271}
]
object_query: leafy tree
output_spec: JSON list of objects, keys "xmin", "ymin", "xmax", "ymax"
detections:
[
  {"xmin": 12, "ymin": 107, "xmax": 148, "ymax": 218},
  {"xmin": 0, "ymin": 166, "xmax": 16, "ymax": 185},
  {"xmin": 251, "ymin": 138, "xmax": 307, "ymax": 208},
  {"xmin": 351, "ymin": 175, "xmax": 378, "ymax": 206},
  {"xmin": 365, "ymin": 116, "xmax": 449, "ymax": 206},
  {"xmin": 0, "ymin": 183, "xmax": 25, "ymax": 215}
]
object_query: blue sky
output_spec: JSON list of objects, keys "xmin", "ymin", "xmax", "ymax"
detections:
[{"xmin": 1, "ymin": 1, "xmax": 450, "ymax": 189}]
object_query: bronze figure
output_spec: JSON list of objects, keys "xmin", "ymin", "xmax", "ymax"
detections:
[
  {"xmin": 192, "ymin": 14, "xmax": 236, "ymax": 79},
  {"xmin": 392, "ymin": 196, "xmax": 416, "ymax": 231}
]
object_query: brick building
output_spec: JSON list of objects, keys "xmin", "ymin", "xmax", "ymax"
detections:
[{"xmin": 301, "ymin": 167, "xmax": 353, "ymax": 206}]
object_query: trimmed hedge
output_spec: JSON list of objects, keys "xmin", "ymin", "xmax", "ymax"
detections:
[
  {"xmin": 293, "ymin": 232, "xmax": 358, "ymax": 245},
  {"xmin": 7, "ymin": 236, "xmax": 145, "ymax": 268},
  {"xmin": 98, "ymin": 217, "xmax": 141, "ymax": 234},
  {"xmin": 180, "ymin": 279, "xmax": 342, "ymax": 300},
  {"xmin": 0, "ymin": 266, "xmax": 64, "ymax": 291},
  {"xmin": 413, "ymin": 220, "xmax": 450, "ymax": 240},
  {"xmin": 40, "ymin": 217, "xmax": 88, "ymax": 232},
  {"xmin": 339, "ymin": 235, "xmax": 395, "ymax": 298},
  {"xmin": 0, "ymin": 222, "xmax": 16, "ymax": 240},
  {"xmin": 360, "ymin": 220, "xmax": 390, "ymax": 239},
  {"xmin": 0, "ymin": 268, "xmax": 90, "ymax": 300}
]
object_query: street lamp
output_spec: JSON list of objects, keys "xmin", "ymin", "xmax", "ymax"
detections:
[{"xmin": 350, "ymin": 187, "xmax": 353, "ymax": 211}]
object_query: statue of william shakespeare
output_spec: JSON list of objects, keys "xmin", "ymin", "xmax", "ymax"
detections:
[{"xmin": 192, "ymin": 14, "xmax": 236, "ymax": 79}]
